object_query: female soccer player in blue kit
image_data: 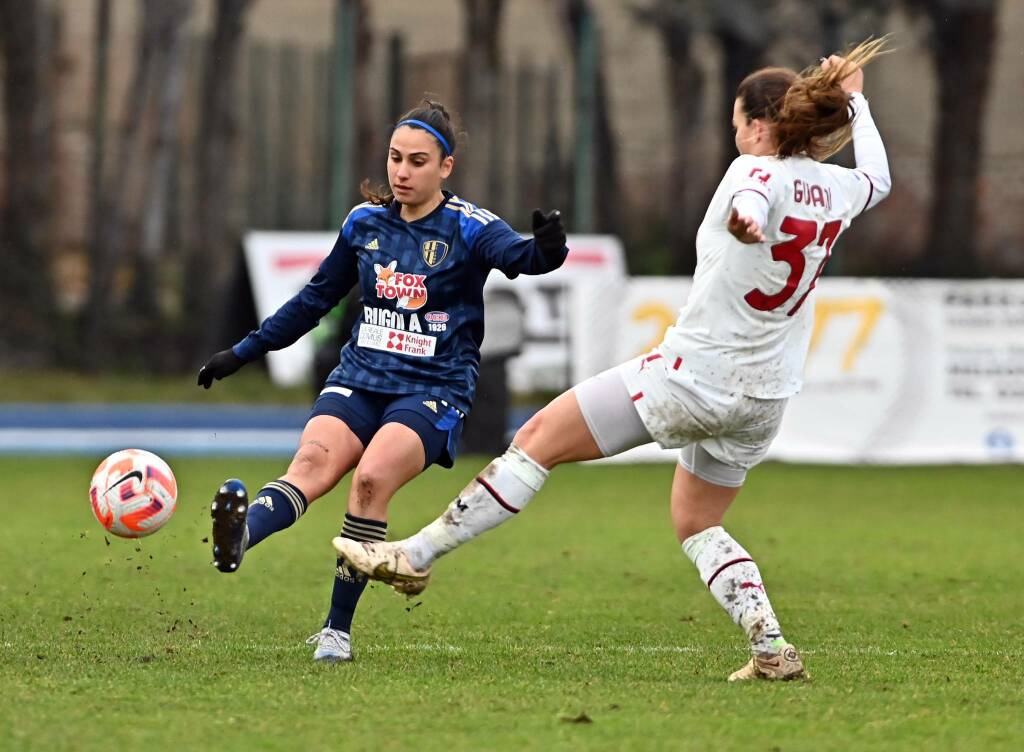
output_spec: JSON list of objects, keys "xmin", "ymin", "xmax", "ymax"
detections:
[{"xmin": 196, "ymin": 100, "xmax": 568, "ymax": 662}]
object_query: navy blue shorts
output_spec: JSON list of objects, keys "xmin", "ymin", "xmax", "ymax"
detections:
[{"xmin": 309, "ymin": 385, "xmax": 465, "ymax": 469}]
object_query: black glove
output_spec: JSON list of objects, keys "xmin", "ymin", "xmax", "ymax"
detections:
[
  {"xmin": 532, "ymin": 208, "xmax": 566, "ymax": 260},
  {"xmin": 197, "ymin": 348, "xmax": 246, "ymax": 389}
]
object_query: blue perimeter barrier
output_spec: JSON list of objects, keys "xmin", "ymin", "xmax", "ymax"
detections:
[
  {"xmin": 0, "ymin": 404, "xmax": 309, "ymax": 456},
  {"xmin": 0, "ymin": 404, "xmax": 531, "ymax": 456}
]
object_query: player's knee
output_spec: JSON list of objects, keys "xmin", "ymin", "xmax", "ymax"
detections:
[
  {"xmin": 350, "ymin": 463, "xmax": 386, "ymax": 508},
  {"xmin": 289, "ymin": 444, "xmax": 331, "ymax": 482},
  {"xmin": 512, "ymin": 410, "xmax": 546, "ymax": 452}
]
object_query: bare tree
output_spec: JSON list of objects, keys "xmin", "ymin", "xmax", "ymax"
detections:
[
  {"xmin": 633, "ymin": 0, "xmax": 708, "ymax": 274},
  {"xmin": 0, "ymin": 0, "xmax": 59, "ymax": 366},
  {"xmin": 558, "ymin": 0, "xmax": 624, "ymax": 236},
  {"xmin": 459, "ymin": 0, "xmax": 505, "ymax": 206},
  {"xmin": 353, "ymin": 0, "xmax": 379, "ymax": 207},
  {"xmin": 910, "ymin": 0, "xmax": 998, "ymax": 277},
  {"xmin": 130, "ymin": 0, "xmax": 192, "ymax": 322},
  {"xmin": 83, "ymin": 0, "xmax": 193, "ymax": 359},
  {"xmin": 182, "ymin": 0, "xmax": 253, "ymax": 358},
  {"xmin": 707, "ymin": 2, "xmax": 781, "ymax": 178}
]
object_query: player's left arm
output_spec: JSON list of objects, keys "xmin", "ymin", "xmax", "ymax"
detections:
[
  {"xmin": 473, "ymin": 209, "xmax": 568, "ymax": 278},
  {"xmin": 727, "ymin": 156, "xmax": 777, "ymax": 244}
]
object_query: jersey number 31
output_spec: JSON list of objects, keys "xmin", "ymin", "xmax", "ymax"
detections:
[{"xmin": 744, "ymin": 217, "xmax": 842, "ymax": 316}]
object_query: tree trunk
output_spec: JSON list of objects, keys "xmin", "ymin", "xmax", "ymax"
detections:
[
  {"xmin": 83, "ymin": 0, "xmax": 192, "ymax": 360},
  {"xmin": 918, "ymin": 0, "xmax": 997, "ymax": 277},
  {"xmin": 560, "ymin": 0, "xmax": 623, "ymax": 236},
  {"xmin": 0, "ymin": 0, "xmax": 59, "ymax": 366},
  {"xmin": 183, "ymin": 0, "xmax": 253, "ymax": 359},
  {"xmin": 131, "ymin": 0, "xmax": 192, "ymax": 323},
  {"xmin": 84, "ymin": 0, "xmax": 112, "ymax": 361},
  {"xmin": 661, "ymin": 22, "xmax": 704, "ymax": 274},
  {"xmin": 354, "ymin": 0, "xmax": 379, "ymax": 208},
  {"xmin": 715, "ymin": 29, "xmax": 764, "ymax": 178},
  {"xmin": 459, "ymin": 0, "xmax": 504, "ymax": 206}
]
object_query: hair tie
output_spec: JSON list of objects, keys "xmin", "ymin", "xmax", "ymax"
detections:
[{"xmin": 395, "ymin": 118, "xmax": 452, "ymax": 156}]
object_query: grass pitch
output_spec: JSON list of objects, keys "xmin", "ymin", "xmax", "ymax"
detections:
[{"xmin": 1, "ymin": 457, "xmax": 1021, "ymax": 751}]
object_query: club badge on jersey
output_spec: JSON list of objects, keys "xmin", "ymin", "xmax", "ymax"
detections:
[{"xmin": 422, "ymin": 240, "xmax": 449, "ymax": 267}]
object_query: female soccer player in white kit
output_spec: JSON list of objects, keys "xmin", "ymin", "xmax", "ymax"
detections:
[{"xmin": 336, "ymin": 41, "xmax": 892, "ymax": 681}]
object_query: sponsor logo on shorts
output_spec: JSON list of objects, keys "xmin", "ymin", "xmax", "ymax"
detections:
[
  {"xmin": 424, "ymin": 311, "xmax": 449, "ymax": 323},
  {"xmin": 358, "ymin": 323, "xmax": 437, "ymax": 357}
]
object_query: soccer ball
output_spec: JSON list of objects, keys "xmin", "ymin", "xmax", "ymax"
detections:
[{"xmin": 88, "ymin": 449, "xmax": 178, "ymax": 538}]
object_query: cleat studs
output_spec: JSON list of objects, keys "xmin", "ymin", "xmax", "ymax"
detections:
[
  {"xmin": 211, "ymin": 501, "xmax": 218, "ymax": 511},
  {"xmin": 229, "ymin": 562, "xmax": 237, "ymax": 570},
  {"xmin": 235, "ymin": 489, "xmax": 245, "ymax": 497}
]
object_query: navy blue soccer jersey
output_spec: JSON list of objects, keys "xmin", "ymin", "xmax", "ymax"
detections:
[{"xmin": 233, "ymin": 192, "xmax": 567, "ymax": 414}]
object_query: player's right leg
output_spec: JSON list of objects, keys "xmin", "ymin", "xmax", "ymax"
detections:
[
  {"xmin": 338, "ymin": 364, "xmax": 656, "ymax": 592},
  {"xmin": 210, "ymin": 388, "xmax": 369, "ymax": 573}
]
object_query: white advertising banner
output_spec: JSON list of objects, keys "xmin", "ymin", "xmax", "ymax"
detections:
[
  {"xmin": 242, "ymin": 231, "xmax": 626, "ymax": 389},
  {"xmin": 571, "ymin": 278, "xmax": 1024, "ymax": 464}
]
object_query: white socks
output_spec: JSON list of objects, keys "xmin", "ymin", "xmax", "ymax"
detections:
[
  {"xmin": 682, "ymin": 526, "xmax": 785, "ymax": 654},
  {"xmin": 403, "ymin": 445, "xmax": 548, "ymax": 570}
]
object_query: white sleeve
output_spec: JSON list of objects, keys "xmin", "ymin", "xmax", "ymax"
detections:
[
  {"xmin": 849, "ymin": 91, "xmax": 891, "ymax": 213},
  {"xmin": 728, "ymin": 156, "xmax": 776, "ymax": 229},
  {"xmin": 731, "ymin": 191, "xmax": 769, "ymax": 229}
]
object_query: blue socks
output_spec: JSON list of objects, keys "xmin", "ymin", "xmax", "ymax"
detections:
[
  {"xmin": 245, "ymin": 480, "xmax": 308, "ymax": 549},
  {"xmin": 326, "ymin": 513, "xmax": 387, "ymax": 633}
]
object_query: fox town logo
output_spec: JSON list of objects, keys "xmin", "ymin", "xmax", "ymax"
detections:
[
  {"xmin": 373, "ymin": 260, "xmax": 428, "ymax": 310},
  {"xmin": 422, "ymin": 240, "xmax": 449, "ymax": 267}
]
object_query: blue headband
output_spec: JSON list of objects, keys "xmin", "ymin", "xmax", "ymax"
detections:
[{"xmin": 396, "ymin": 118, "xmax": 452, "ymax": 156}]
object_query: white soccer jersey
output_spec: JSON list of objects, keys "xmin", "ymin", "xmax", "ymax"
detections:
[{"xmin": 660, "ymin": 95, "xmax": 889, "ymax": 399}]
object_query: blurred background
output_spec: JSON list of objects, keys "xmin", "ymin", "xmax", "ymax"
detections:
[{"xmin": 0, "ymin": 0, "xmax": 1020, "ymax": 459}]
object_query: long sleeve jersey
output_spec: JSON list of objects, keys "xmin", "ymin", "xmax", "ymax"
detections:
[
  {"xmin": 661, "ymin": 93, "xmax": 891, "ymax": 399},
  {"xmin": 233, "ymin": 192, "xmax": 568, "ymax": 414}
]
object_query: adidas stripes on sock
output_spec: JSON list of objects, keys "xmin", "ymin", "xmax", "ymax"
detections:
[
  {"xmin": 325, "ymin": 513, "xmax": 387, "ymax": 634},
  {"xmin": 245, "ymin": 480, "xmax": 308, "ymax": 549}
]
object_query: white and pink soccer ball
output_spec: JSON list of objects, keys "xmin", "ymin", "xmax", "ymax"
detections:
[{"xmin": 88, "ymin": 449, "xmax": 178, "ymax": 538}]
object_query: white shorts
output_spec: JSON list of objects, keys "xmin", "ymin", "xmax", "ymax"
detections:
[{"xmin": 574, "ymin": 351, "xmax": 787, "ymax": 486}]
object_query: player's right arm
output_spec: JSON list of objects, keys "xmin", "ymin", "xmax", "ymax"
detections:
[
  {"xmin": 823, "ymin": 53, "xmax": 891, "ymax": 214},
  {"xmin": 197, "ymin": 220, "xmax": 360, "ymax": 389}
]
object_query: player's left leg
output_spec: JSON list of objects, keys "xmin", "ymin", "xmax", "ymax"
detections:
[
  {"xmin": 674, "ymin": 443, "xmax": 804, "ymax": 681},
  {"xmin": 317, "ymin": 398, "xmax": 458, "ymax": 661}
]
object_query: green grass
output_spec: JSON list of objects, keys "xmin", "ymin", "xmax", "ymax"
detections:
[
  {"xmin": 1, "ymin": 458, "xmax": 1022, "ymax": 751},
  {"xmin": 0, "ymin": 368, "xmax": 312, "ymax": 404}
]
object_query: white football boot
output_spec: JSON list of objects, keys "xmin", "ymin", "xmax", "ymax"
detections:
[
  {"xmin": 306, "ymin": 627, "xmax": 352, "ymax": 663},
  {"xmin": 332, "ymin": 538, "xmax": 432, "ymax": 596},
  {"xmin": 728, "ymin": 644, "xmax": 806, "ymax": 681}
]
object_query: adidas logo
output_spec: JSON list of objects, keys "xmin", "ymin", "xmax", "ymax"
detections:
[
  {"xmin": 365, "ymin": 237, "xmax": 379, "ymax": 251},
  {"xmin": 423, "ymin": 400, "xmax": 438, "ymax": 413},
  {"xmin": 336, "ymin": 561, "xmax": 359, "ymax": 582},
  {"xmin": 253, "ymin": 495, "xmax": 274, "ymax": 511}
]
